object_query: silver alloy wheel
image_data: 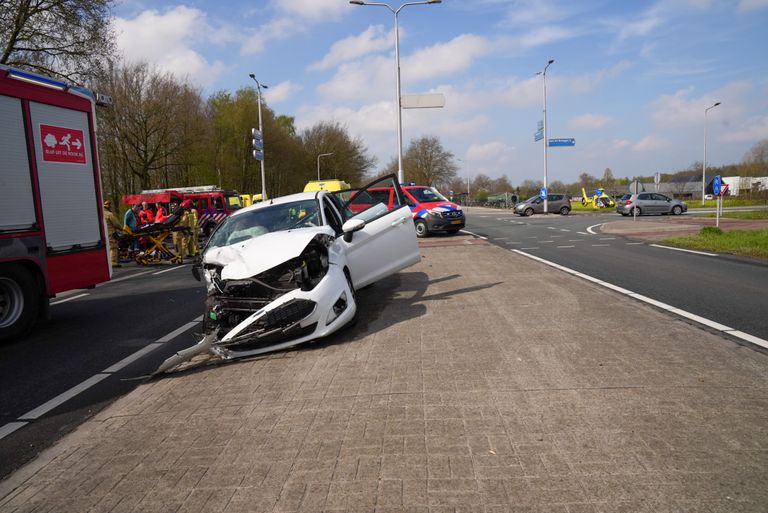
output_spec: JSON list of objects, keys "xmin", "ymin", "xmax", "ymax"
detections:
[
  {"xmin": 672, "ymin": 205, "xmax": 683, "ymax": 215},
  {"xmin": 0, "ymin": 277, "xmax": 24, "ymax": 329}
]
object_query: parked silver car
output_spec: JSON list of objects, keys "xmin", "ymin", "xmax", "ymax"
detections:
[
  {"xmin": 515, "ymin": 193, "xmax": 571, "ymax": 216},
  {"xmin": 616, "ymin": 192, "xmax": 688, "ymax": 216}
]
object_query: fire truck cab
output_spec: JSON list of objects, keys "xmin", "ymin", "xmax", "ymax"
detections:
[{"xmin": 0, "ymin": 66, "xmax": 111, "ymax": 341}]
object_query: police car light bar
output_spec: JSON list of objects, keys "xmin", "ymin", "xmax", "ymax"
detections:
[{"xmin": 7, "ymin": 69, "xmax": 68, "ymax": 91}]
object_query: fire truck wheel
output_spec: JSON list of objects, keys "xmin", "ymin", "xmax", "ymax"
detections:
[{"xmin": 0, "ymin": 264, "xmax": 40, "ymax": 342}]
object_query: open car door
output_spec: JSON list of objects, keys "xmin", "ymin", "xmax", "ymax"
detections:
[{"xmin": 334, "ymin": 175, "xmax": 420, "ymax": 288}]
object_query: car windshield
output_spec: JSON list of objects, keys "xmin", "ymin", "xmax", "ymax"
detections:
[
  {"xmin": 408, "ymin": 187, "xmax": 447, "ymax": 203},
  {"xmin": 226, "ymin": 194, "xmax": 243, "ymax": 210},
  {"xmin": 525, "ymin": 195, "xmax": 541, "ymax": 202},
  {"xmin": 207, "ymin": 199, "xmax": 321, "ymax": 249}
]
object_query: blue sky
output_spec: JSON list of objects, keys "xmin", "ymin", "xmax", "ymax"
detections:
[{"xmin": 112, "ymin": 0, "xmax": 768, "ymax": 185}]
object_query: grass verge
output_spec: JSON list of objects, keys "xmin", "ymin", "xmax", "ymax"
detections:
[
  {"xmin": 660, "ymin": 227, "xmax": 768, "ymax": 260},
  {"xmin": 691, "ymin": 210, "xmax": 768, "ymax": 219}
]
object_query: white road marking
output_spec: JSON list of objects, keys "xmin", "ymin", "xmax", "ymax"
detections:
[
  {"xmin": 557, "ymin": 245, "xmax": 575, "ymax": 248},
  {"xmin": 649, "ymin": 244, "xmax": 718, "ymax": 257},
  {"xmin": 586, "ymin": 223, "xmax": 604, "ymax": 234},
  {"xmin": 512, "ymin": 249, "xmax": 768, "ymax": 352},
  {"xmin": 599, "ymin": 237, "xmax": 616, "ymax": 240},
  {"xmin": 50, "ymin": 293, "xmax": 89, "ymax": 306},
  {"xmin": 19, "ymin": 374, "xmax": 111, "ymax": 420},
  {"xmin": 577, "ymin": 231, "xmax": 589, "ymax": 235},
  {"xmin": 106, "ymin": 269, "xmax": 155, "ymax": 284},
  {"xmin": 568, "ymin": 239, "xmax": 584, "ymax": 242},
  {"xmin": 152, "ymin": 265, "xmax": 189, "ymax": 275},
  {"xmin": 521, "ymin": 247, "xmax": 539, "ymax": 250},
  {"xmin": 547, "ymin": 227, "xmax": 556, "ymax": 230},
  {"xmin": 626, "ymin": 242, "xmax": 644, "ymax": 245},
  {"xmin": 460, "ymin": 230, "xmax": 487, "ymax": 240},
  {"xmin": 1, "ymin": 318, "xmax": 201, "ymax": 441},
  {"xmin": 505, "ymin": 242, "xmax": 521, "ymax": 245},
  {"xmin": 560, "ymin": 229, "xmax": 570, "ymax": 232},
  {"xmin": 592, "ymin": 244, "xmax": 610, "ymax": 247},
  {"xmin": 492, "ymin": 237, "xmax": 509, "ymax": 240},
  {"xmin": 0, "ymin": 422, "xmax": 28, "ymax": 440},
  {"xmin": 539, "ymin": 241, "xmax": 554, "ymax": 244}
]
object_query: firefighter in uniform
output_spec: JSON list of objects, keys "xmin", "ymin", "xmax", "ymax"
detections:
[
  {"xmin": 187, "ymin": 205, "xmax": 199, "ymax": 257},
  {"xmin": 102, "ymin": 200, "xmax": 122, "ymax": 267},
  {"xmin": 171, "ymin": 203, "xmax": 187, "ymax": 260}
]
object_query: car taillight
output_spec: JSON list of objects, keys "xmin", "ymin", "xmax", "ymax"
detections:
[{"xmin": 625, "ymin": 200, "xmax": 633, "ymax": 205}]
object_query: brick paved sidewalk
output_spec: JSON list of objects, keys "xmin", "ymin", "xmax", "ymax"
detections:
[{"xmin": 2, "ymin": 239, "xmax": 767, "ymax": 512}]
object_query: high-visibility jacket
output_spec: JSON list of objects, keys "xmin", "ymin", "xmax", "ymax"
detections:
[
  {"xmin": 155, "ymin": 207, "xmax": 167, "ymax": 223},
  {"xmin": 139, "ymin": 209, "xmax": 154, "ymax": 224}
]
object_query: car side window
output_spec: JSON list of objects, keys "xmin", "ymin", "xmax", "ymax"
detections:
[
  {"xmin": 638, "ymin": 193, "xmax": 651, "ymax": 200},
  {"xmin": 323, "ymin": 198, "xmax": 343, "ymax": 233},
  {"xmin": 653, "ymin": 194, "xmax": 669, "ymax": 201},
  {"xmin": 343, "ymin": 175, "xmax": 403, "ymax": 224}
]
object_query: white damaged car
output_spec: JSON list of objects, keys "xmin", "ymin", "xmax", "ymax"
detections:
[{"xmin": 156, "ymin": 175, "xmax": 420, "ymax": 371}]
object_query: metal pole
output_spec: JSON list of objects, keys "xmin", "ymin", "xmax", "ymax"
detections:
[
  {"xmin": 257, "ymin": 84, "xmax": 267, "ymax": 200},
  {"xmin": 702, "ymin": 101, "xmax": 720, "ymax": 205},
  {"xmin": 316, "ymin": 153, "xmax": 333, "ymax": 181},
  {"xmin": 539, "ymin": 59, "xmax": 554, "ymax": 214},
  {"xmin": 394, "ymin": 10, "xmax": 404, "ymax": 184}
]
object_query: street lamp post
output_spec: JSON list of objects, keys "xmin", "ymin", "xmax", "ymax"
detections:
[
  {"xmin": 316, "ymin": 153, "xmax": 334, "ymax": 181},
  {"xmin": 248, "ymin": 74, "xmax": 268, "ymax": 200},
  {"xmin": 702, "ymin": 101, "xmax": 721, "ymax": 205},
  {"xmin": 349, "ymin": 0, "xmax": 442, "ymax": 184},
  {"xmin": 536, "ymin": 59, "xmax": 554, "ymax": 214}
]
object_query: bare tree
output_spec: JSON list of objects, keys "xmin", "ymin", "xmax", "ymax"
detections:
[
  {"xmin": 1, "ymin": 0, "xmax": 115, "ymax": 82},
  {"xmin": 401, "ymin": 135, "xmax": 458, "ymax": 188},
  {"xmin": 300, "ymin": 121, "xmax": 375, "ymax": 188}
]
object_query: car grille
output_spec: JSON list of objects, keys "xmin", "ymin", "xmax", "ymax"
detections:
[
  {"xmin": 260, "ymin": 299, "xmax": 316, "ymax": 330},
  {"xmin": 441, "ymin": 210, "xmax": 463, "ymax": 218}
]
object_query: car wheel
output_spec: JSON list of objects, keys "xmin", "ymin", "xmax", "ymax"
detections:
[
  {"xmin": 672, "ymin": 205, "xmax": 683, "ymax": 215},
  {"xmin": 0, "ymin": 264, "xmax": 41, "ymax": 342},
  {"xmin": 631, "ymin": 207, "xmax": 641, "ymax": 216},
  {"xmin": 559, "ymin": 206, "xmax": 570, "ymax": 215},
  {"xmin": 524, "ymin": 208, "xmax": 534, "ymax": 217},
  {"xmin": 414, "ymin": 219, "xmax": 429, "ymax": 238}
]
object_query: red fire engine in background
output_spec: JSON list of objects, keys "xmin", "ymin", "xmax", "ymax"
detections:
[
  {"xmin": 0, "ymin": 66, "xmax": 113, "ymax": 341},
  {"xmin": 123, "ymin": 185, "xmax": 243, "ymax": 237}
]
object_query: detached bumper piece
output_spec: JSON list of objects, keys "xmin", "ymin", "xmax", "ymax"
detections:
[{"xmin": 218, "ymin": 299, "xmax": 317, "ymax": 351}]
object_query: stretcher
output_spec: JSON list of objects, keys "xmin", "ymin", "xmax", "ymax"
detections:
[{"xmin": 115, "ymin": 207, "xmax": 192, "ymax": 265}]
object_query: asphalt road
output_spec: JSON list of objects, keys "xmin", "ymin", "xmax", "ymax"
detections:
[
  {"xmin": 0, "ymin": 264, "xmax": 207, "ymax": 479},
  {"xmin": 464, "ymin": 207, "xmax": 768, "ymax": 341}
]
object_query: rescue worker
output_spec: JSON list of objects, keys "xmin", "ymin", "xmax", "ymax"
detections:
[
  {"xmin": 173, "ymin": 202, "xmax": 189, "ymax": 259},
  {"xmin": 154, "ymin": 202, "xmax": 167, "ymax": 223},
  {"xmin": 103, "ymin": 200, "xmax": 122, "ymax": 267},
  {"xmin": 186, "ymin": 203, "xmax": 199, "ymax": 257},
  {"xmin": 123, "ymin": 203, "xmax": 141, "ymax": 253},
  {"xmin": 139, "ymin": 201, "xmax": 154, "ymax": 225}
]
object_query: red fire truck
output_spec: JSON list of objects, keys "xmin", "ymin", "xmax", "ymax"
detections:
[
  {"xmin": 0, "ymin": 66, "xmax": 112, "ymax": 341},
  {"xmin": 123, "ymin": 185, "xmax": 243, "ymax": 236}
]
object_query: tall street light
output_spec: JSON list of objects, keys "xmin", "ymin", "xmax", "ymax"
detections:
[
  {"xmin": 248, "ymin": 73, "xmax": 268, "ymax": 200},
  {"xmin": 350, "ymin": 0, "xmax": 442, "ymax": 184},
  {"xmin": 536, "ymin": 59, "xmax": 554, "ymax": 214},
  {"xmin": 702, "ymin": 101, "xmax": 721, "ymax": 205},
  {"xmin": 316, "ymin": 152, "xmax": 334, "ymax": 181}
]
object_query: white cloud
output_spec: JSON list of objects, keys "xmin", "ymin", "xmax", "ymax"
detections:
[
  {"xmin": 518, "ymin": 25, "xmax": 575, "ymax": 48},
  {"xmin": 112, "ymin": 6, "xmax": 228, "ymax": 87},
  {"xmin": 632, "ymin": 134, "xmax": 663, "ymax": 151},
  {"xmin": 265, "ymin": 81, "xmax": 302, "ymax": 104},
  {"xmin": 466, "ymin": 142, "xmax": 516, "ymax": 162},
  {"xmin": 500, "ymin": 0, "xmax": 575, "ymax": 26},
  {"xmin": 569, "ymin": 113, "xmax": 611, "ymax": 130},
  {"xmin": 309, "ymin": 25, "xmax": 393, "ymax": 71},
  {"xmin": 273, "ymin": 0, "xmax": 350, "ymax": 21},
  {"xmin": 720, "ymin": 116, "xmax": 768, "ymax": 142},
  {"xmin": 612, "ymin": 139, "xmax": 631, "ymax": 149},
  {"xmin": 560, "ymin": 61, "xmax": 632, "ymax": 95},
  {"xmin": 738, "ymin": 0, "xmax": 768, "ymax": 11},
  {"xmin": 317, "ymin": 56, "xmax": 393, "ymax": 102},
  {"xmin": 240, "ymin": 17, "xmax": 297, "ymax": 56},
  {"xmin": 648, "ymin": 81, "xmax": 751, "ymax": 129},
  {"xmin": 403, "ymin": 34, "xmax": 493, "ymax": 82}
]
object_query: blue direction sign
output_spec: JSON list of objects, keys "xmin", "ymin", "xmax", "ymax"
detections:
[
  {"xmin": 548, "ymin": 138, "xmax": 575, "ymax": 147},
  {"xmin": 539, "ymin": 187, "xmax": 547, "ymax": 199},
  {"xmin": 713, "ymin": 175, "xmax": 722, "ymax": 196},
  {"xmin": 534, "ymin": 130, "xmax": 544, "ymax": 142},
  {"xmin": 252, "ymin": 150, "xmax": 264, "ymax": 161}
]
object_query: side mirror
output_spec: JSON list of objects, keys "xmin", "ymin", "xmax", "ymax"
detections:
[
  {"xmin": 342, "ymin": 218, "xmax": 366, "ymax": 242},
  {"xmin": 191, "ymin": 255, "xmax": 203, "ymax": 281}
]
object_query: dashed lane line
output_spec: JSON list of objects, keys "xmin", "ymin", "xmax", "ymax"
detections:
[
  {"xmin": 512, "ymin": 249, "xmax": 768, "ymax": 352},
  {"xmin": 557, "ymin": 245, "xmax": 575, "ymax": 248},
  {"xmin": 0, "ymin": 319, "xmax": 201, "ymax": 441},
  {"xmin": 577, "ymin": 231, "xmax": 589, "ymax": 235},
  {"xmin": 152, "ymin": 264, "xmax": 189, "ymax": 275},
  {"xmin": 592, "ymin": 244, "xmax": 610, "ymax": 247}
]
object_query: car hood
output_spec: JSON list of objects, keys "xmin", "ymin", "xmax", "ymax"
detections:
[
  {"xmin": 203, "ymin": 226, "xmax": 334, "ymax": 280},
  {"xmin": 412, "ymin": 201, "xmax": 461, "ymax": 213}
]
